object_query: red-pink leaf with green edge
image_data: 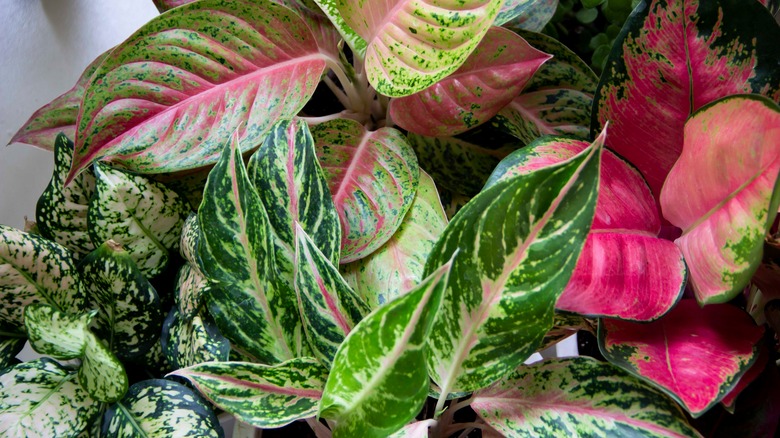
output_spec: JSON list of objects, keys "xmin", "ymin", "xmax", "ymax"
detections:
[
  {"xmin": 660, "ymin": 95, "xmax": 780, "ymax": 305},
  {"xmin": 69, "ymin": 0, "xmax": 331, "ymax": 182},
  {"xmin": 721, "ymin": 346, "xmax": 769, "ymax": 412},
  {"xmin": 592, "ymin": 0, "xmax": 780, "ymax": 199},
  {"xmin": 10, "ymin": 51, "xmax": 110, "ymax": 150},
  {"xmin": 388, "ymin": 27, "xmax": 550, "ymax": 137},
  {"xmin": 486, "ymin": 135, "xmax": 685, "ymax": 321},
  {"xmin": 599, "ymin": 299, "xmax": 765, "ymax": 417}
]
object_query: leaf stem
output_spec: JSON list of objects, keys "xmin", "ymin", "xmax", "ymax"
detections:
[
  {"xmin": 306, "ymin": 417, "xmax": 332, "ymax": 438},
  {"xmin": 325, "ymin": 58, "xmax": 364, "ymax": 113},
  {"xmin": 322, "ymin": 75, "xmax": 351, "ymax": 110},
  {"xmin": 444, "ymin": 421, "xmax": 487, "ymax": 437}
]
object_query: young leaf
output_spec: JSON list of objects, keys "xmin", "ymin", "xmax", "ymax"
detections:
[
  {"xmin": 496, "ymin": 0, "xmax": 558, "ymax": 31},
  {"xmin": 0, "ymin": 359, "xmax": 100, "ymax": 437},
  {"xmin": 101, "ymin": 379, "xmax": 223, "ymax": 437},
  {"xmin": 389, "ymin": 27, "xmax": 551, "ymax": 137},
  {"xmin": 660, "ymin": 95, "xmax": 780, "ymax": 304},
  {"xmin": 471, "ymin": 356, "xmax": 700, "ymax": 437},
  {"xmin": 24, "ymin": 304, "xmax": 95, "ymax": 360},
  {"xmin": 198, "ymin": 134, "xmax": 299, "ymax": 363},
  {"xmin": 161, "ymin": 308, "xmax": 230, "ymax": 370},
  {"xmin": 319, "ymin": 260, "xmax": 452, "ymax": 438},
  {"xmin": 170, "ymin": 357, "xmax": 328, "ymax": 429},
  {"xmin": 599, "ymin": 299, "xmax": 765, "ymax": 417},
  {"xmin": 78, "ymin": 332, "xmax": 129, "ymax": 403},
  {"xmin": 424, "ymin": 133, "xmax": 603, "ymax": 393},
  {"xmin": 36, "ymin": 134, "xmax": 96, "ymax": 258},
  {"xmin": 0, "ymin": 224, "xmax": 87, "ymax": 333},
  {"xmin": 70, "ymin": 0, "xmax": 331, "ymax": 180},
  {"xmin": 341, "ymin": 171, "xmax": 448, "ymax": 309},
  {"xmin": 312, "ymin": 119, "xmax": 419, "ymax": 262},
  {"xmin": 592, "ymin": 0, "xmax": 780, "ymax": 198}
]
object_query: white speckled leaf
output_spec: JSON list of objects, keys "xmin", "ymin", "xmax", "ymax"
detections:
[
  {"xmin": 179, "ymin": 214, "xmax": 201, "ymax": 268},
  {"xmin": 23, "ymin": 304, "xmax": 95, "ymax": 360},
  {"xmin": 175, "ymin": 263, "xmax": 210, "ymax": 320},
  {"xmin": 0, "ymin": 337, "xmax": 25, "ymax": 370},
  {"xmin": 78, "ymin": 332, "xmax": 129, "ymax": 403},
  {"xmin": 161, "ymin": 308, "xmax": 230, "ymax": 370}
]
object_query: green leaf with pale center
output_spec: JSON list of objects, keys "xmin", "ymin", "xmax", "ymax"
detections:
[
  {"xmin": 78, "ymin": 332, "xmax": 128, "ymax": 403},
  {"xmin": 24, "ymin": 304, "xmax": 95, "ymax": 360},
  {"xmin": 424, "ymin": 132, "xmax": 603, "ymax": 393},
  {"xmin": 161, "ymin": 308, "xmax": 230, "ymax": 370},
  {"xmin": 170, "ymin": 357, "xmax": 328, "ymax": 429},
  {"xmin": 319, "ymin": 260, "xmax": 452, "ymax": 438}
]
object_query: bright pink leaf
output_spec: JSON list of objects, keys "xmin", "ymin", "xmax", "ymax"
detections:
[{"xmin": 721, "ymin": 346, "xmax": 769, "ymax": 412}]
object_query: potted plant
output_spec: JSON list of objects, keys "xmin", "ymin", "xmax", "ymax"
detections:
[{"xmin": 2, "ymin": 0, "xmax": 779, "ymax": 436}]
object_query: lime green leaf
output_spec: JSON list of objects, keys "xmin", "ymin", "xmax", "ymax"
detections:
[
  {"xmin": 23, "ymin": 304, "xmax": 95, "ymax": 360},
  {"xmin": 161, "ymin": 308, "xmax": 230, "ymax": 370},
  {"xmin": 78, "ymin": 332, "xmax": 128, "ymax": 403}
]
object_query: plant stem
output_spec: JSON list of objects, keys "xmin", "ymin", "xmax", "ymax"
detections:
[
  {"xmin": 306, "ymin": 417, "xmax": 332, "ymax": 438},
  {"xmin": 444, "ymin": 421, "xmax": 487, "ymax": 437},
  {"xmin": 324, "ymin": 58, "xmax": 364, "ymax": 113},
  {"xmin": 322, "ymin": 75, "xmax": 351, "ymax": 110}
]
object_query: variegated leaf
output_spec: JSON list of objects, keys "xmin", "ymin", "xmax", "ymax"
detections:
[
  {"xmin": 152, "ymin": 0, "xmax": 194, "ymax": 12},
  {"xmin": 721, "ymin": 346, "xmax": 770, "ymax": 412},
  {"xmin": 496, "ymin": 0, "xmax": 558, "ymax": 31},
  {"xmin": 175, "ymin": 262, "xmax": 210, "ymax": 320},
  {"xmin": 424, "ymin": 133, "xmax": 603, "ymax": 393},
  {"xmin": 0, "ymin": 337, "xmax": 24, "ymax": 370},
  {"xmin": 312, "ymin": 119, "xmax": 419, "ymax": 262},
  {"xmin": 341, "ymin": 170, "xmax": 448, "ymax": 309},
  {"xmin": 24, "ymin": 304, "xmax": 94, "ymax": 360},
  {"xmin": 198, "ymin": 134, "xmax": 299, "ymax": 363},
  {"xmin": 295, "ymin": 225, "xmax": 368, "ymax": 366},
  {"xmin": 660, "ymin": 95, "xmax": 780, "ymax": 304},
  {"xmin": 79, "ymin": 332, "xmax": 128, "ymax": 403},
  {"xmin": 0, "ymin": 224, "xmax": 86, "ymax": 334},
  {"xmin": 592, "ymin": 0, "xmax": 780, "ymax": 198},
  {"xmin": 180, "ymin": 213, "xmax": 201, "ymax": 268},
  {"xmin": 35, "ymin": 134, "xmax": 96, "ymax": 258},
  {"xmin": 153, "ymin": 166, "xmax": 212, "ymax": 211},
  {"xmin": 79, "ymin": 241, "xmax": 164, "ymax": 360},
  {"xmin": 70, "ymin": 0, "xmax": 331, "ymax": 180},
  {"xmin": 309, "ymin": 0, "xmax": 368, "ymax": 56},
  {"xmin": 10, "ymin": 51, "xmax": 109, "ymax": 150},
  {"xmin": 319, "ymin": 261, "xmax": 452, "ymax": 437},
  {"xmin": 0, "ymin": 359, "xmax": 100, "ymax": 437},
  {"xmin": 387, "ymin": 419, "xmax": 437, "ymax": 438},
  {"xmin": 170, "ymin": 357, "xmax": 328, "ymax": 428},
  {"xmin": 472, "ymin": 356, "xmax": 700, "ymax": 437},
  {"xmin": 101, "ymin": 379, "xmax": 223, "ymax": 437},
  {"xmin": 389, "ymin": 27, "xmax": 551, "ymax": 137},
  {"xmin": 161, "ymin": 308, "xmax": 230, "ymax": 370},
  {"xmin": 599, "ymin": 299, "xmax": 765, "ymax": 417},
  {"xmin": 89, "ymin": 162, "xmax": 190, "ymax": 277}
]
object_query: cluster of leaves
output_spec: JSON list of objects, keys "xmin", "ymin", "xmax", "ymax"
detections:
[{"xmin": 2, "ymin": 0, "xmax": 780, "ymax": 437}]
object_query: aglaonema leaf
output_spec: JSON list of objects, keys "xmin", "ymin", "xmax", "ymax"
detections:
[
  {"xmin": 471, "ymin": 356, "xmax": 700, "ymax": 437},
  {"xmin": 161, "ymin": 308, "xmax": 230, "ymax": 370},
  {"xmin": 424, "ymin": 132, "xmax": 603, "ymax": 394},
  {"xmin": 388, "ymin": 420, "xmax": 437, "ymax": 437},
  {"xmin": 174, "ymin": 262, "xmax": 210, "ymax": 320},
  {"xmin": 198, "ymin": 134, "xmax": 300, "ymax": 363},
  {"xmin": 170, "ymin": 357, "xmax": 328, "ymax": 429},
  {"xmin": 0, "ymin": 337, "xmax": 24, "ymax": 370},
  {"xmin": 23, "ymin": 304, "xmax": 95, "ymax": 360},
  {"xmin": 78, "ymin": 331, "xmax": 129, "ymax": 403},
  {"xmin": 496, "ymin": 0, "xmax": 558, "ymax": 31},
  {"xmin": 101, "ymin": 379, "xmax": 223, "ymax": 437},
  {"xmin": 660, "ymin": 95, "xmax": 780, "ymax": 304},
  {"xmin": 312, "ymin": 119, "xmax": 419, "ymax": 263},
  {"xmin": 309, "ymin": 0, "xmax": 368, "ymax": 57},
  {"xmin": 69, "ymin": 0, "xmax": 332, "ymax": 181},
  {"xmin": 318, "ymin": 260, "xmax": 452, "ymax": 438},
  {"xmin": 592, "ymin": 0, "xmax": 780, "ymax": 199},
  {"xmin": 599, "ymin": 299, "xmax": 765, "ymax": 417},
  {"xmin": 389, "ymin": 27, "xmax": 551, "ymax": 137},
  {"xmin": 0, "ymin": 359, "xmax": 100, "ymax": 437},
  {"xmin": 152, "ymin": 0, "xmax": 193, "ymax": 12}
]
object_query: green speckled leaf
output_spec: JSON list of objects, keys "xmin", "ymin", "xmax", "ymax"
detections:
[
  {"xmin": 312, "ymin": 119, "xmax": 419, "ymax": 262},
  {"xmin": 341, "ymin": 171, "xmax": 448, "ymax": 309},
  {"xmin": 319, "ymin": 260, "xmax": 452, "ymax": 438},
  {"xmin": 161, "ymin": 308, "xmax": 230, "ymax": 370},
  {"xmin": 79, "ymin": 241, "xmax": 164, "ymax": 360},
  {"xmin": 198, "ymin": 134, "xmax": 300, "ymax": 363},
  {"xmin": 0, "ymin": 224, "xmax": 87, "ymax": 334},
  {"xmin": 79, "ymin": 332, "xmax": 128, "ymax": 403},
  {"xmin": 175, "ymin": 262, "xmax": 210, "ymax": 320},
  {"xmin": 0, "ymin": 337, "xmax": 25, "ymax": 370},
  {"xmin": 0, "ymin": 359, "xmax": 100, "ymax": 437},
  {"xmin": 424, "ymin": 133, "xmax": 603, "ymax": 394},
  {"xmin": 179, "ymin": 213, "xmax": 201, "ymax": 268},
  {"xmin": 496, "ymin": 0, "xmax": 558, "ymax": 30},
  {"xmin": 310, "ymin": 0, "xmax": 368, "ymax": 56},
  {"xmin": 101, "ymin": 379, "xmax": 223, "ymax": 437},
  {"xmin": 23, "ymin": 304, "xmax": 95, "ymax": 360},
  {"xmin": 89, "ymin": 163, "xmax": 190, "ymax": 277},
  {"xmin": 35, "ymin": 134, "xmax": 96, "ymax": 258},
  {"xmin": 170, "ymin": 357, "xmax": 328, "ymax": 428},
  {"xmin": 471, "ymin": 357, "xmax": 699, "ymax": 437}
]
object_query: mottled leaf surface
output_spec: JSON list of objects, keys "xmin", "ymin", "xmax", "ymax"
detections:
[
  {"xmin": 310, "ymin": 0, "xmax": 368, "ymax": 56},
  {"xmin": 660, "ymin": 95, "xmax": 780, "ymax": 304},
  {"xmin": 171, "ymin": 357, "xmax": 328, "ymax": 429},
  {"xmin": 599, "ymin": 299, "xmax": 765, "ymax": 416},
  {"xmin": 161, "ymin": 308, "xmax": 230, "ymax": 370},
  {"xmin": 497, "ymin": 0, "xmax": 558, "ymax": 31},
  {"xmin": 312, "ymin": 119, "xmax": 419, "ymax": 262},
  {"xmin": 0, "ymin": 337, "xmax": 24, "ymax": 370},
  {"xmin": 79, "ymin": 332, "xmax": 128, "ymax": 403},
  {"xmin": 24, "ymin": 304, "xmax": 94, "ymax": 360},
  {"xmin": 175, "ymin": 262, "xmax": 210, "ymax": 320},
  {"xmin": 472, "ymin": 357, "xmax": 699, "ymax": 437}
]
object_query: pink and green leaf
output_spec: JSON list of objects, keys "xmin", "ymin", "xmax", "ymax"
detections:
[
  {"xmin": 660, "ymin": 95, "xmax": 780, "ymax": 304},
  {"xmin": 312, "ymin": 119, "xmax": 419, "ymax": 263},
  {"xmin": 496, "ymin": 0, "xmax": 558, "ymax": 31},
  {"xmin": 389, "ymin": 27, "xmax": 551, "ymax": 137},
  {"xmin": 599, "ymin": 299, "xmax": 765, "ymax": 417},
  {"xmin": 160, "ymin": 308, "xmax": 230, "ymax": 370},
  {"xmin": 592, "ymin": 0, "xmax": 780, "ymax": 199},
  {"xmin": 721, "ymin": 346, "xmax": 769, "ymax": 412}
]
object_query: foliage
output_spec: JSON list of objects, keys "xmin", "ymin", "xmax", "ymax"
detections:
[{"xmin": 2, "ymin": 0, "xmax": 779, "ymax": 436}]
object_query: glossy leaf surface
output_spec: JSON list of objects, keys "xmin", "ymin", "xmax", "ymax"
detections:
[
  {"xmin": 171, "ymin": 357, "xmax": 328, "ymax": 429},
  {"xmin": 161, "ymin": 308, "xmax": 230, "ymax": 370},
  {"xmin": 319, "ymin": 262, "xmax": 451, "ymax": 437},
  {"xmin": 389, "ymin": 27, "xmax": 550, "ymax": 137},
  {"xmin": 497, "ymin": 0, "xmax": 558, "ymax": 31},
  {"xmin": 660, "ymin": 95, "xmax": 780, "ymax": 304},
  {"xmin": 312, "ymin": 119, "xmax": 419, "ymax": 263},
  {"xmin": 599, "ymin": 299, "xmax": 765, "ymax": 416},
  {"xmin": 309, "ymin": 0, "xmax": 368, "ymax": 56},
  {"xmin": 424, "ymin": 134, "xmax": 602, "ymax": 393},
  {"xmin": 78, "ymin": 332, "xmax": 129, "ymax": 403},
  {"xmin": 24, "ymin": 304, "xmax": 94, "ymax": 360},
  {"xmin": 472, "ymin": 357, "xmax": 699, "ymax": 437},
  {"xmin": 592, "ymin": 0, "xmax": 780, "ymax": 198},
  {"xmin": 70, "ymin": 0, "xmax": 329, "ymax": 179}
]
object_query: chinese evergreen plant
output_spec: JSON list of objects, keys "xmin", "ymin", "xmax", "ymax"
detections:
[{"xmin": 2, "ymin": 0, "xmax": 780, "ymax": 436}]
